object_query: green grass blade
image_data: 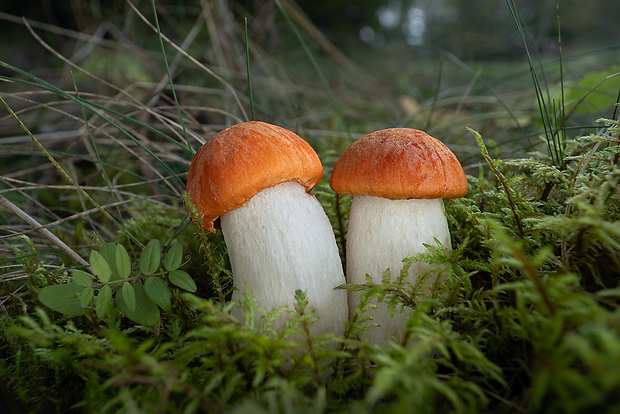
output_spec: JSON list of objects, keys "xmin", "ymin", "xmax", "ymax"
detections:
[
  {"xmin": 0, "ymin": 96, "xmax": 142, "ymax": 247},
  {"xmin": 505, "ymin": 0, "xmax": 566, "ymax": 168},
  {"xmin": 245, "ymin": 17, "xmax": 255, "ymax": 121},
  {"xmin": 151, "ymin": 0, "xmax": 191, "ymax": 155},
  {"xmin": 0, "ymin": 61, "xmax": 185, "ymax": 188},
  {"xmin": 70, "ymin": 71, "xmax": 125, "ymax": 230}
]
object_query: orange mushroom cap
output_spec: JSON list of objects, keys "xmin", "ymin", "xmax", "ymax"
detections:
[
  {"xmin": 330, "ymin": 128, "xmax": 468, "ymax": 200},
  {"xmin": 186, "ymin": 121, "xmax": 324, "ymax": 233}
]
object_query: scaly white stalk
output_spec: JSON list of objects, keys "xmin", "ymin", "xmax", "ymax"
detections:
[
  {"xmin": 221, "ymin": 181, "xmax": 347, "ymax": 336},
  {"xmin": 346, "ymin": 196, "xmax": 450, "ymax": 345}
]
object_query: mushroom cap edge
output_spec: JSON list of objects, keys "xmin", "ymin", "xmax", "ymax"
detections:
[
  {"xmin": 329, "ymin": 128, "xmax": 468, "ymax": 200},
  {"xmin": 187, "ymin": 121, "xmax": 324, "ymax": 232}
]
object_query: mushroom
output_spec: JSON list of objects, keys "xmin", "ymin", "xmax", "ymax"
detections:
[
  {"xmin": 329, "ymin": 128, "xmax": 468, "ymax": 346},
  {"xmin": 186, "ymin": 121, "xmax": 347, "ymax": 336}
]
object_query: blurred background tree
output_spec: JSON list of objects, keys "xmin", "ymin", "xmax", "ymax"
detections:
[
  {"xmin": 4, "ymin": 0, "xmax": 618, "ymax": 60},
  {"xmin": 1, "ymin": 0, "xmax": 618, "ymax": 155}
]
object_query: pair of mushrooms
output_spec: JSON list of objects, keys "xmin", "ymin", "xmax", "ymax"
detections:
[{"xmin": 186, "ymin": 121, "xmax": 467, "ymax": 345}]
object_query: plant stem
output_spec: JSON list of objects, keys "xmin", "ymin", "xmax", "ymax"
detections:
[
  {"xmin": 509, "ymin": 245, "xmax": 555, "ymax": 315},
  {"xmin": 182, "ymin": 194, "xmax": 227, "ymax": 302},
  {"xmin": 470, "ymin": 128, "xmax": 525, "ymax": 238},
  {"xmin": 151, "ymin": 0, "xmax": 191, "ymax": 155},
  {"xmin": 0, "ymin": 96, "xmax": 143, "ymax": 247},
  {"xmin": 0, "ymin": 195, "xmax": 89, "ymax": 267},
  {"xmin": 540, "ymin": 181, "xmax": 554, "ymax": 202},
  {"xmin": 245, "ymin": 18, "xmax": 255, "ymax": 121},
  {"xmin": 274, "ymin": 0, "xmax": 351, "ymax": 138}
]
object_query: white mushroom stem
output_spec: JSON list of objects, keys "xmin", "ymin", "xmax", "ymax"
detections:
[
  {"xmin": 220, "ymin": 181, "xmax": 347, "ymax": 336},
  {"xmin": 346, "ymin": 195, "xmax": 451, "ymax": 346}
]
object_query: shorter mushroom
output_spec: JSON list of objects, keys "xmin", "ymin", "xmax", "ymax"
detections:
[
  {"xmin": 186, "ymin": 121, "xmax": 347, "ymax": 336},
  {"xmin": 330, "ymin": 128, "xmax": 467, "ymax": 346}
]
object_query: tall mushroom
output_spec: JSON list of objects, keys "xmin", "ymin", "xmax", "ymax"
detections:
[
  {"xmin": 330, "ymin": 128, "xmax": 467, "ymax": 345},
  {"xmin": 186, "ymin": 121, "xmax": 347, "ymax": 336}
]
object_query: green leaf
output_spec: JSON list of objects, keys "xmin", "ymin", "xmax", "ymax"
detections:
[
  {"xmin": 164, "ymin": 243, "xmax": 183, "ymax": 271},
  {"xmin": 72, "ymin": 270, "xmax": 93, "ymax": 287},
  {"xmin": 80, "ymin": 287, "xmax": 94, "ymax": 307},
  {"xmin": 115, "ymin": 244, "xmax": 131, "ymax": 279},
  {"xmin": 116, "ymin": 282, "xmax": 160, "ymax": 325},
  {"xmin": 144, "ymin": 277, "xmax": 171, "ymax": 311},
  {"xmin": 169, "ymin": 269, "xmax": 197, "ymax": 292},
  {"xmin": 90, "ymin": 250, "xmax": 111, "ymax": 283},
  {"xmin": 38, "ymin": 284, "xmax": 86, "ymax": 316},
  {"xmin": 96, "ymin": 284, "xmax": 112, "ymax": 319},
  {"xmin": 140, "ymin": 239, "xmax": 161, "ymax": 275},
  {"xmin": 566, "ymin": 67, "xmax": 620, "ymax": 116},
  {"xmin": 99, "ymin": 243, "xmax": 120, "ymax": 281},
  {"xmin": 121, "ymin": 282, "xmax": 136, "ymax": 312}
]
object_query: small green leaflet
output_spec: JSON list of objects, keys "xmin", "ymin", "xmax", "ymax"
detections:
[
  {"xmin": 140, "ymin": 239, "xmax": 161, "ymax": 275},
  {"xmin": 164, "ymin": 243, "xmax": 183, "ymax": 271},
  {"xmin": 121, "ymin": 281, "xmax": 136, "ymax": 312},
  {"xmin": 90, "ymin": 250, "xmax": 111, "ymax": 283},
  {"xmin": 96, "ymin": 284, "xmax": 112, "ymax": 319},
  {"xmin": 115, "ymin": 282, "xmax": 160, "ymax": 325},
  {"xmin": 115, "ymin": 244, "xmax": 131, "ymax": 279},
  {"xmin": 38, "ymin": 284, "xmax": 87, "ymax": 316},
  {"xmin": 169, "ymin": 269, "xmax": 196, "ymax": 292},
  {"xmin": 144, "ymin": 277, "xmax": 171, "ymax": 310},
  {"xmin": 98, "ymin": 243, "xmax": 119, "ymax": 281},
  {"xmin": 72, "ymin": 270, "xmax": 93, "ymax": 287},
  {"xmin": 80, "ymin": 287, "xmax": 94, "ymax": 307}
]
